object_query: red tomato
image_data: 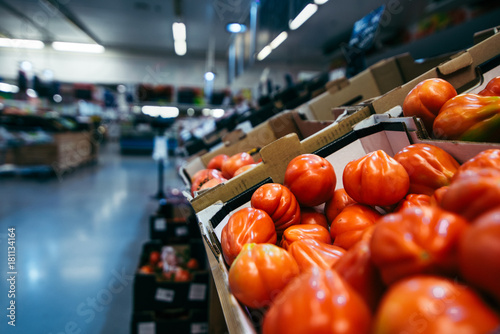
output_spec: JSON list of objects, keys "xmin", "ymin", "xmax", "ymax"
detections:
[
  {"xmin": 459, "ymin": 207, "xmax": 500, "ymax": 303},
  {"xmin": 452, "ymin": 149, "xmax": 500, "ymax": 181},
  {"xmin": 402, "ymin": 78, "xmax": 457, "ymax": 134},
  {"xmin": 262, "ymin": 268, "xmax": 372, "ymax": 334},
  {"xmin": 191, "ymin": 169, "xmax": 225, "ymax": 195},
  {"xmin": 221, "ymin": 152, "xmax": 255, "ymax": 179},
  {"xmin": 281, "ymin": 224, "xmax": 332, "ymax": 250},
  {"xmin": 198, "ymin": 177, "xmax": 224, "ymax": 191},
  {"xmin": 372, "ymin": 276, "xmax": 500, "ymax": 334},
  {"xmin": 395, "ymin": 193, "xmax": 431, "ymax": 212},
  {"xmin": 330, "ymin": 204, "xmax": 381, "ymax": 250},
  {"xmin": 174, "ymin": 268, "xmax": 192, "ymax": 282},
  {"xmin": 370, "ymin": 206, "xmax": 468, "ymax": 285},
  {"xmin": 478, "ymin": 76, "xmax": 500, "ymax": 96},
  {"xmin": 299, "ymin": 207, "xmax": 329, "ymax": 230},
  {"xmin": 284, "ymin": 154, "xmax": 336, "ymax": 207},
  {"xmin": 206, "ymin": 154, "xmax": 229, "ymax": 170},
  {"xmin": 250, "ymin": 183, "xmax": 301, "ymax": 234},
  {"xmin": 429, "ymin": 185, "xmax": 448, "ymax": 206},
  {"xmin": 394, "ymin": 143, "xmax": 460, "ymax": 195},
  {"xmin": 186, "ymin": 258, "xmax": 200, "ymax": 270},
  {"xmin": 333, "ymin": 239, "xmax": 385, "ymax": 312},
  {"xmin": 138, "ymin": 265, "xmax": 154, "ymax": 274},
  {"xmin": 288, "ymin": 238, "xmax": 345, "ymax": 273},
  {"xmin": 324, "ymin": 188, "xmax": 356, "ymax": 224},
  {"xmin": 343, "ymin": 150, "xmax": 410, "ymax": 207},
  {"xmin": 221, "ymin": 207, "xmax": 277, "ymax": 266},
  {"xmin": 148, "ymin": 250, "xmax": 161, "ymax": 267},
  {"xmin": 228, "ymin": 243, "xmax": 299, "ymax": 308},
  {"xmin": 233, "ymin": 163, "xmax": 257, "ymax": 177}
]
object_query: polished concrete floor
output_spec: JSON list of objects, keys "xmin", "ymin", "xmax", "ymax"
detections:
[{"xmin": 0, "ymin": 143, "xmax": 185, "ymax": 333}]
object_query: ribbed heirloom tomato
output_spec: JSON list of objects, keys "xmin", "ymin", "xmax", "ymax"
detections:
[
  {"xmin": 478, "ymin": 75, "xmax": 500, "ymax": 96},
  {"xmin": 284, "ymin": 154, "xmax": 336, "ymax": 207},
  {"xmin": 287, "ymin": 238, "xmax": 345, "ymax": 273},
  {"xmin": 452, "ymin": 148, "xmax": 500, "ymax": 181},
  {"xmin": 395, "ymin": 193, "xmax": 431, "ymax": 212},
  {"xmin": 206, "ymin": 154, "xmax": 228, "ymax": 170},
  {"xmin": 221, "ymin": 152, "xmax": 255, "ymax": 179},
  {"xmin": 220, "ymin": 207, "xmax": 277, "ymax": 266},
  {"xmin": 324, "ymin": 188, "xmax": 357, "ymax": 224},
  {"xmin": 280, "ymin": 224, "xmax": 331, "ymax": 250},
  {"xmin": 190, "ymin": 169, "xmax": 226, "ymax": 195},
  {"xmin": 299, "ymin": 207, "xmax": 329, "ymax": 230}
]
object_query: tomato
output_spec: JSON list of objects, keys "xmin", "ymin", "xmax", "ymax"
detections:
[
  {"xmin": 395, "ymin": 193, "xmax": 431, "ymax": 212},
  {"xmin": 139, "ymin": 265, "xmax": 154, "ymax": 274},
  {"xmin": 459, "ymin": 207, "xmax": 500, "ymax": 303},
  {"xmin": 333, "ymin": 239, "xmax": 385, "ymax": 312},
  {"xmin": 429, "ymin": 185, "xmax": 448, "ymax": 207},
  {"xmin": 233, "ymin": 163, "xmax": 257, "ymax": 177},
  {"xmin": 174, "ymin": 268, "xmax": 192, "ymax": 282},
  {"xmin": 250, "ymin": 183, "xmax": 301, "ymax": 234},
  {"xmin": 284, "ymin": 154, "xmax": 336, "ymax": 207},
  {"xmin": 324, "ymin": 188, "xmax": 356, "ymax": 224},
  {"xmin": 198, "ymin": 177, "xmax": 224, "ymax": 191},
  {"xmin": 440, "ymin": 169, "xmax": 500, "ymax": 221},
  {"xmin": 191, "ymin": 169, "xmax": 225, "ymax": 195},
  {"xmin": 221, "ymin": 152, "xmax": 255, "ymax": 179},
  {"xmin": 452, "ymin": 149, "xmax": 500, "ymax": 181},
  {"xmin": 433, "ymin": 94, "xmax": 500, "ymax": 142},
  {"xmin": 206, "ymin": 154, "xmax": 229, "ymax": 170},
  {"xmin": 372, "ymin": 276, "xmax": 500, "ymax": 334},
  {"xmin": 262, "ymin": 268, "xmax": 372, "ymax": 334},
  {"xmin": 221, "ymin": 207, "xmax": 277, "ymax": 266},
  {"xmin": 478, "ymin": 76, "xmax": 500, "ymax": 96},
  {"xmin": 228, "ymin": 243, "xmax": 299, "ymax": 308},
  {"xmin": 287, "ymin": 238, "xmax": 345, "ymax": 273},
  {"xmin": 370, "ymin": 206, "xmax": 468, "ymax": 285},
  {"xmin": 402, "ymin": 78, "xmax": 457, "ymax": 134},
  {"xmin": 281, "ymin": 224, "xmax": 332, "ymax": 250},
  {"xmin": 148, "ymin": 250, "xmax": 161, "ymax": 267},
  {"xmin": 186, "ymin": 258, "xmax": 200, "ymax": 270},
  {"xmin": 299, "ymin": 207, "xmax": 329, "ymax": 230},
  {"xmin": 330, "ymin": 204, "xmax": 381, "ymax": 250},
  {"xmin": 343, "ymin": 150, "xmax": 410, "ymax": 207},
  {"xmin": 394, "ymin": 143, "xmax": 460, "ymax": 196}
]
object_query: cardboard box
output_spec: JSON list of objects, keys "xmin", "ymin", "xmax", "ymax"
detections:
[{"xmin": 131, "ymin": 309, "xmax": 208, "ymax": 334}]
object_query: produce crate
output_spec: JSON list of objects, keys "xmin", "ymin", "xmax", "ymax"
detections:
[
  {"xmin": 149, "ymin": 214, "xmax": 200, "ymax": 243},
  {"xmin": 130, "ymin": 308, "xmax": 208, "ymax": 334}
]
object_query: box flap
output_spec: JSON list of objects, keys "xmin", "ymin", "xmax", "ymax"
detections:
[{"xmin": 437, "ymin": 51, "xmax": 473, "ymax": 75}]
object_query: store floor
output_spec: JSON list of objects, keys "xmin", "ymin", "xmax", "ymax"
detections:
[{"xmin": 0, "ymin": 143, "xmax": 184, "ymax": 333}]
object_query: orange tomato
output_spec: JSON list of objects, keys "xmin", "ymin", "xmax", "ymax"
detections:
[
  {"xmin": 452, "ymin": 149, "xmax": 500, "ymax": 181},
  {"xmin": 479, "ymin": 76, "xmax": 500, "ymax": 96},
  {"xmin": 198, "ymin": 177, "xmax": 224, "ymax": 191},
  {"xmin": 429, "ymin": 185, "xmax": 448, "ymax": 206},
  {"xmin": 330, "ymin": 204, "xmax": 381, "ymax": 250},
  {"xmin": 233, "ymin": 163, "xmax": 257, "ymax": 177},
  {"xmin": 324, "ymin": 188, "xmax": 356, "ymax": 224},
  {"xmin": 395, "ymin": 193, "xmax": 431, "ymax": 212},
  {"xmin": 221, "ymin": 152, "xmax": 255, "ymax": 179},
  {"xmin": 206, "ymin": 154, "xmax": 229, "ymax": 170},
  {"xmin": 299, "ymin": 207, "xmax": 329, "ymax": 230},
  {"xmin": 281, "ymin": 224, "xmax": 331, "ymax": 250},
  {"xmin": 228, "ymin": 243, "xmax": 299, "ymax": 308},
  {"xmin": 262, "ymin": 268, "xmax": 372, "ymax": 334},
  {"xmin": 372, "ymin": 276, "xmax": 500, "ymax": 334},
  {"xmin": 191, "ymin": 169, "xmax": 225, "ymax": 195},
  {"xmin": 221, "ymin": 207, "xmax": 277, "ymax": 266},
  {"xmin": 287, "ymin": 238, "xmax": 345, "ymax": 273}
]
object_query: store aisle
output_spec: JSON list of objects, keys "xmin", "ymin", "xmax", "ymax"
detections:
[{"xmin": 0, "ymin": 143, "xmax": 184, "ymax": 334}]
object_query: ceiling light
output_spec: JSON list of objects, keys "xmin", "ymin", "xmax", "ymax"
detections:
[
  {"xmin": 204, "ymin": 71, "xmax": 215, "ymax": 81},
  {"xmin": 270, "ymin": 31, "xmax": 288, "ymax": 49},
  {"xmin": 20, "ymin": 61, "xmax": 33, "ymax": 72},
  {"xmin": 26, "ymin": 88, "xmax": 38, "ymax": 98},
  {"xmin": 314, "ymin": 0, "xmax": 329, "ymax": 4},
  {"xmin": 174, "ymin": 40, "xmax": 187, "ymax": 56},
  {"xmin": 257, "ymin": 45, "xmax": 272, "ymax": 61},
  {"xmin": 53, "ymin": 94, "xmax": 62, "ymax": 103},
  {"xmin": 52, "ymin": 42, "xmax": 105, "ymax": 53},
  {"xmin": 142, "ymin": 106, "xmax": 179, "ymax": 118},
  {"xmin": 289, "ymin": 4, "xmax": 318, "ymax": 30},
  {"xmin": 172, "ymin": 22, "xmax": 186, "ymax": 41},
  {"xmin": 226, "ymin": 23, "xmax": 247, "ymax": 33},
  {"xmin": 0, "ymin": 38, "xmax": 44, "ymax": 49},
  {"xmin": 0, "ymin": 83, "xmax": 19, "ymax": 93},
  {"xmin": 211, "ymin": 109, "xmax": 225, "ymax": 118}
]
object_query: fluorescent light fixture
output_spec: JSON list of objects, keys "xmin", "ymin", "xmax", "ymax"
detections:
[
  {"xmin": 314, "ymin": 0, "xmax": 329, "ymax": 4},
  {"xmin": 211, "ymin": 109, "xmax": 225, "ymax": 118},
  {"xmin": 270, "ymin": 31, "xmax": 288, "ymax": 49},
  {"xmin": 174, "ymin": 40, "xmax": 187, "ymax": 56},
  {"xmin": 172, "ymin": 22, "xmax": 186, "ymax": 41},
  {"xmin": 0, "ymin": 38, "xmax": 44, "ymax": 49},
  {"xmin": 256, "ymin": 45, "xmax": 272, "ymax": 61},
  {"xmin": 289, "ymin": 4, "xmax": 318, "ymax": 30},
  {"xmin": 204, "ymin": 71, "xmax": 215, "ymax": 81},
  {"xmin": 0, "ymin": 83, "xmax": 19, "ymax": 93},
  {"xmin": 226, "ymin": 23, "xmax": 246, "ymax": 33},
  {"xmin": 52, "ymin": 42, "xmax": 105, "ymax": 53},
  {"xmin": 142, "ymin": 106, "xmax": 179, "ymax": 118},
  {"xmin": 26, "ymin": 88, "xmax": 38, "ymax": 98}
]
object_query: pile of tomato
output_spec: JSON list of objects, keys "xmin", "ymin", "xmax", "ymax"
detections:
[
  {"xmin": 138, "ymin": 248, "xmax": 200, "ymax": 282},
  {"xmin": 219, "ymin": 144, "xmax": 500, "ymax": 333}
]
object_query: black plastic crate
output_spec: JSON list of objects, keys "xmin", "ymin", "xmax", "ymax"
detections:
[{"xmin": 131, "ymin": 308, "xmax": 208, "ymax": 334}]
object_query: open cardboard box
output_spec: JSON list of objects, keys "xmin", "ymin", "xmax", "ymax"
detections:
[{"xmin": 194, "ymin": 113, "xmax": 500, "ymax": 334}]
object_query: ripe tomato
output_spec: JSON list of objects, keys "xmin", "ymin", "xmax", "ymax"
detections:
[
  {"xmin": 478, "ymin": 76, "xmax": 500, "ymax": 96},
  {"xmin": 186, "ymin": 258, "xmax": 200, "ymax": 270},
  {"xmin": 370, "ymin": 206, "xmax": 468, "ymax": 285},
  {"xmin": 287, "ymin": 238, "xmax": 345, "ymax": 273},
  {"xmin": 333, "ymin": 239, "xmax": 385, "ymax": 312},
  {"xmin": 139, "ymin": 265, "xmax": 154, "ymax": 274},
  {"xmin": 395, "ymin": 193, "xmax": 431, "ymax": 212},
  {"xmin": 250, "ymin": 183, "xmax": 301, "ymax": 234},
  {"xmin": 284, "ymin": 154, "xmax": 336, "ymax": 207},
  {"xmin": 330, "ymin": 204, "xmax": 381, "ymax": 250},
  {"xmin": 221, "ymin": 152, "xmax": 255, "ymax": 179},
  {"xmin": 394, "ymin": 143, "xmax": 460, "ymax": 195},
  {"xmin": 233, "ymin": 163, "xmax": 257, "ymax": 177},
  {"xmin": 440, "ymin": 169, "xmax": 500, "ymax": 221},
  {"xmin": 429, "ymin": 186, "xmax": 448, "ymax": 206},
  {"xmin": 198, "ymin": 177, "xmax": 224, "ymax": 191},
  {"xmin": 221, "ymin": 207, "xmax": 277, "ymax": 266},
  {"xmin": 324, "ymin": 188, "xmax": 356, "ymax": 224},
  {"xmin": 148, "ymin": 250, "xmax": 161, "ymax": 267},
  {"xmin": 228, "ymin": 243, "xmax": 299, "ymax": 308},
  {"xmin": 206, "ymin": 154, "xmax": 229, "ymax": 170},
  {"xmin": 174, "ymin": 268, "xmax": 192, "ymax": 282},
  {"xmin": 299, "ymin": 207, "xmax": 329, "ymax": 230},
  {"xmin": 191, "ymin": 169, "xmax": 225, "ymax": 195},
  {"xmin": 372, "ymin": 276, "xmax": 500, "ymax": 334},
  {"xmin": 281, "ymin": 224, "xmax": 331, "ymax": 250},
  {"xmin": 262, "ymin": 268, "xmax": 372, "ymax": 334},
  {"xmin": 459, "ymin": 207, "xmax": 500, "ymax": 303},
  {"xmin": 452, "ymin": 149, "xmax": 500, "ymax": 181},
  {"xmin": 402, "ymin": 78, "xmax": 457, "ymax": 134},
  {"xmin": 343, "ymin": 150, "xmax": 410, "ymax": 207}
]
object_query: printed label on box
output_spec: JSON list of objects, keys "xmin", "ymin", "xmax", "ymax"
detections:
[
  {"xmin": 191, "ymin": 322, "xmax": 209, "ymax": 334},
  {"xmin": 154, "ymin": 218, "xmax": 166, "ymax": 231},
  {"xmin": 138, "ymin": 322, "xmax": 156, "ymax": 334},
  {"xmin": 175, "ymin": 225, "xmax": 189, "ymax": 236},
  {"xmin": 188, "ymin": 283, "xmax": 207, "ymax": 301},
  {"xmin": 155, "ymin": 288, "xmax": 175, "ymax": 302}
]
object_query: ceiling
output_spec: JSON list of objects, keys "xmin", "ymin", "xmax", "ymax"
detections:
[{"xmin": 0, "ymin": 0, "xmax": 493, "ymax": 66}]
